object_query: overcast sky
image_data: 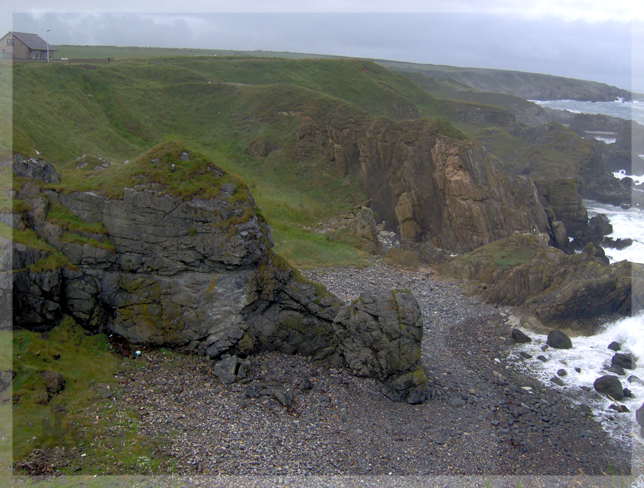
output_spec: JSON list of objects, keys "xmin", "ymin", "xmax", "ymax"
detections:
[{"xmin": 3, "ymin": 1, "xmax": 644, "ymax": 91}]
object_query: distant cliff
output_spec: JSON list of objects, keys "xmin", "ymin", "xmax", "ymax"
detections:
[
  {"xmin": 289, "ymin": 116, "xmax": 553, "ymax": 253},
  {"xmin": 381, "ymin": 61, "xmax": 634, "ymax": 102}
]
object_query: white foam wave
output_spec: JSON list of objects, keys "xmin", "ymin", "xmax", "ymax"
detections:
[{"xmin": 509, "ymin": 314, "xmax": 644, "ymax": 441}]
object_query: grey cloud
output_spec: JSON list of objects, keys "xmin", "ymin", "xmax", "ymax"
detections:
[{"xmin": 11, "ymin": 12, "xmax": 633, "ymax": 90}]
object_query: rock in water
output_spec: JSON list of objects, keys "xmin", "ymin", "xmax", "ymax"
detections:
[
  {"xmin": 612, "ymin": 353, "xmax": 636, "ymax": 370},
  {"xmin": 594, "ymin": 375, "xmax": 624, "ymax": 401},
  {"xmin": 547, "ymin": 330, "xmax": 573, "ymax": 349},
  {"xmin": 510, "ymin": 328, "xmax": 532, "ymax": 344},
  {"xmin": 637, "ymin": 404, "xmax": 644, "ymax": 431},
  {"xmin": 608, "ymin": 341, "xmax": 621, "ymax": 352},
  {"xmin": 333, "ymin": 290, "xmax": 428, "ymax": 403}
]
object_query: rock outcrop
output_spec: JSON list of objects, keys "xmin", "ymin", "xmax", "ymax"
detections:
[
  {"xmin": 333, "ymin": 290, "xmax": 429, "ymax": 403},
  {"xmin": 6, "ymin": 145, "xmax": 435, "ymax": 404},
  {"xmin": 7, "ymin": 145, "xmax": 343, "ymax": 362},
  {"xmin": 436, "ymin": 233, "xmax": 640, "ymax": 332},
  {"xmin": 295, "ymin": 117, "xmax": 551, "ymax": 253}
]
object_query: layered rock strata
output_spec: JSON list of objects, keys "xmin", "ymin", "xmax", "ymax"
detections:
[
  {"xmin": 437, "ymin": 233, "xmax": 641, "ymax": 332},
  {"xmin": 293, "ymin": 117, "xmax": 551, "ymax": 253},
  {"xmin": 7, "ymin": 148, "xmax": 342, "ymax": 362}
]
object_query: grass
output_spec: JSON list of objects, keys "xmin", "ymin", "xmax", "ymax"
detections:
[{"xmin": 11, "ymin": 316, "xmax": 178, "ymax": 475}]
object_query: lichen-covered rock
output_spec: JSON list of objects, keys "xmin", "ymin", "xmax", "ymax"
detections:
[
  {"xmin": 436, "ymin": 233, "xmax": 640, "ymax": 331},
  {"xmin": 333, "ymin": 290, "xmax": 428, "ymax": 403},
  {"xmin": 10, "ymin": 147, "xmax": 342, "ymax": 364},
  {"xmin": 10, "ymin": 155, "xmax": 61, "ymax": 183}
]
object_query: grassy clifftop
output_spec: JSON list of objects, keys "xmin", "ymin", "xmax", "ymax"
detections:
[{"xmin": 11, "ymin": 56, "xmax": 464, "ymax": 267}]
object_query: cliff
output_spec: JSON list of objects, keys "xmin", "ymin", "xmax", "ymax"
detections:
[{"xmin": 291, "ymin": 117, "xmax": 552, "ymax": 253}]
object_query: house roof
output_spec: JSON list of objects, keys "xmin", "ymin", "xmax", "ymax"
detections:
[{"xmin": 9, "ymin": 32, "xmax": 57, "ymax": 51}]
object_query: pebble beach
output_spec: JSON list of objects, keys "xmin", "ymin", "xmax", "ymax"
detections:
[{"xmin": 15, "ymin": 262, "xmax": 641, "ymax": 487}]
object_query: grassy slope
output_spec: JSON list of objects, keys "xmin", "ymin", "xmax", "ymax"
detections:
[{"xmin": 12, "ymin": 56, "xmax": 456, "ymax": 267}]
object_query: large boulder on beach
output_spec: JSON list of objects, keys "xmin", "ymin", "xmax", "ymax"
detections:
[
  {"xmin": 333, "ymin": 290, "xmax": 428, "ymax": 404},
  {"xmin": 594, "ymin": 375, "xmax": 624, "ymax": 400},
  {"xmin": 547, "ymin": 330, "xmax": 572, "ymax": 349}
]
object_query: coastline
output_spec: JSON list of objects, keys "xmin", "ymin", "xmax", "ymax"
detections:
[{"xmin": 14, "ymin": 262, "xmax": 638, "ymax": 480}]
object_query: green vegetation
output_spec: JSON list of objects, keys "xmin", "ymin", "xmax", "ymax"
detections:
[
  {"xmin": 10, "ymin": 55, "xmax": 467, "ymax": 267},
  {"xmin": 11, "ymin": 317, "xmax": 176, "ymax": 474}
]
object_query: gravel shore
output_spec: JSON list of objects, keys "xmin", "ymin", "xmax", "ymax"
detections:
[{"xmin": 16, "ymin": 262, "xmax": 639, "ymax": 483}]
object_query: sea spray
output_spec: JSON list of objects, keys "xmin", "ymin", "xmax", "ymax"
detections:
[
  {"xmin": 509, "ymin": 313, "xmax": 644, "ymax": 442},
  {"xmin": 586, "ymin": 198, "xmax": 644, "ymax": 265}
]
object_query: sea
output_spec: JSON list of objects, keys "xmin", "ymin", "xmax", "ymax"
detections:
[{"xmin": 508, "ymin": 99, "xmax": 644, "ymax": 446}]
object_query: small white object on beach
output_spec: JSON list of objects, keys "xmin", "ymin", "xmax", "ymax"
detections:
[{"xmin": 135, "ymin": 350, "xmax": 141, "ymax": 356}]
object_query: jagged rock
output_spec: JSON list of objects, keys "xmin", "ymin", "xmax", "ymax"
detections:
[
  {"xmin": 327, "ymin": 207, "xmax": 384, "ymax": 255},
  {"xmin": 589, "ymin": 214, "xmax": 613, "ymax": 237},
  {"xmin": 510, "ymin": 328, "xmax": 532, "ymax": 344},
  {"xmin": 41, "ymin": 371, "xmax": 65, "ymax": 394},
  {"xmin": 298, "ymin": 117, "xmax": 550, "ymax": 253},
  {"xmin": 213, "ymin": 355, "xmax": 244, "ymax": 384},
  {"xmin": 11, "ymin": 146, "xmax": 342, "ymax": 363},
  {"xmin": 271, "ymin": 387, "xmax": 293, "ymax": 408},
  {"xmin": 333, "ymin": 290, "xmax": 428, "ymax": 403},
  {"xmin": 594, "ymin": 375, "xmax": 624, "ymax": 400},
  {"xmin": 11, "ymin": 155, "xmax": 61, "ymax": 183},
  {"xmin": 547, "ymin": 330, "xmax": 572, "ymax": 349},
  {"xmin": 436, "ymin": 233, "xmax": 639, "ymax": 331},
  {"xmin": 535, "ymin": 178, "xmax": 588, "ymax": 235},
  {"xmin": 612, "ymin": 353, "xmax": 636, "ymax": 370}
]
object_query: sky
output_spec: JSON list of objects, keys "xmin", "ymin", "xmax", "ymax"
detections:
[{"xmin": 3, "ymin": 1, "xmax": 644, "ymax": 92}]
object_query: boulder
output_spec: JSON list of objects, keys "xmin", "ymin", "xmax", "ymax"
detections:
[
  {"xmin": 608, "ymin": 341, "xmax": 621, "ymax": 352},
  {"xmin": 333, "ymin": 290, "xmax": 428, "ymax": 403},
  {"xmin": 637, "ymin": 404, "xmax": 644, "ymax": 430},
  {"xmin": 11, "ymin": 154, "xmax": 61, "ymax": 183},
  {"xmin": 510, "ymin": 328, "xmax": 532, "ymax": 344},
  {"xmin": 547, "ymin": 330, "xmax": 572, "ymax": 349},
  {"xmin": 213, "ymin": 355, "xmax": 247, "ymax": 384},
  {"xmin": 327, "ymin": 207, "xmax": 384, "ymax": 255},
  {"xmin": 612, "ymin": 353, "xmax": 636, "ymax": 370},
  {"xmin": 594, "ymin": 375, "xmax": 624, "ymax": 400},
  {"xmin": 40, "ymin": 371, "xmax": 65, "ymax": 395}
]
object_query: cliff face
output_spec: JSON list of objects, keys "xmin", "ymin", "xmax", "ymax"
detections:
[
  {"xmin": 295, "ymin": 117, "xmax": 551, "ymax": 253},
  {"xmin": 8, "ymin": 147, "xmax": 343, "ymax": 361}
]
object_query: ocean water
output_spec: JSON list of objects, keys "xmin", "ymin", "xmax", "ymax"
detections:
[
  {"xmin": 508, "ymin": 196, "xmax": 643, "ymax": 442},
  {"xmin": 532, "ymin": 99, "xmax": 644, "ymax": 126}
]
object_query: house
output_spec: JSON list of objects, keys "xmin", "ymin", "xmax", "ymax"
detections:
[{"xmin": 0, "ymin": 32, "xmax": 56, "ymax": 60}]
